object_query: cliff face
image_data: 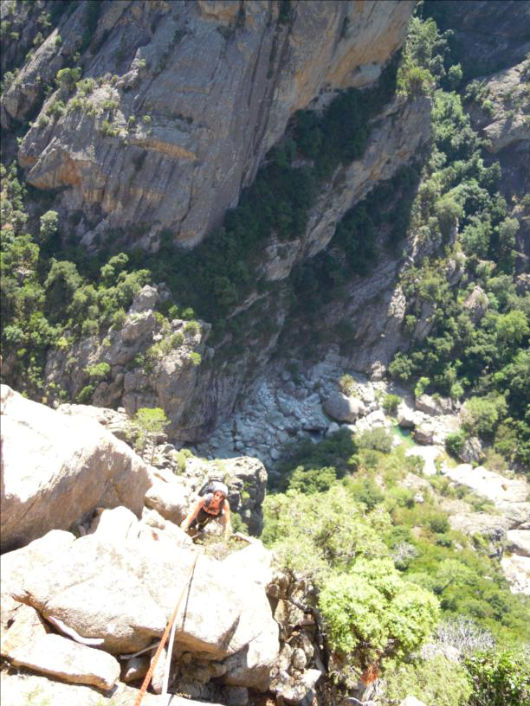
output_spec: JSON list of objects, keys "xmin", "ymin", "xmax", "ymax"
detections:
[
  {"xmin": 42, "ymin": 88, "xmax": 431, "ymax": 441},
  {"xmin": 6, "ymin": 0, "xmax": 414, "ymax": 249}
]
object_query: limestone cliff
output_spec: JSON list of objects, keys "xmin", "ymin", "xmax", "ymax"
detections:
[{"xmin": 5, "ymin": 0, "xmax": 414, "ymax": 249}]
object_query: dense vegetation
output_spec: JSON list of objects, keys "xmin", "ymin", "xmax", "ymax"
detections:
[
  {"xmin": 386, "ymin": 15, "xmax": 530, "ymax": 469},
  {"xmin": 0, "ymin": 163, "xmax": 152, "ymax": 399},
  {"xmin": 283, "ymin": 12, "xmax": 530, "ymax": 471},
  {"xmin": 262, "ymin": 427, "xmax": 530, "ymax": 704}
]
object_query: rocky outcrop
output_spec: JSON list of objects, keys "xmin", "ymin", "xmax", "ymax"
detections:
[
  {"xmin": 468, "ymin": 59, "xmax": 530, "ymax": 154},
  {"xmin": 0, "ymin": 508, "xmax": 322, "ymax": 704},
  {"xmin": 442, "ymin": 463, "xmax": 530, "ymax": 529},
  {"xmin": 501, "ymin": 554, "xmax": 530, "ymax": 596},
  {"xmin": 427, "ymin": 0, "xmax": 530, "ymax": 78},
  {"xmin": 464, "ymin": 56, "xmax": 530, "ymax": 268},
  {"xmin": 44, "ymin": 285, "xmax": 210, "ymax": 436},
  {"xmin": 9, "ymin": 1, "xmax": 415, "ymax": 249},
  {"xmin": 0, "ymin": 385, "xmax": 151, "ymax": 552},
  {"xmin": 0, "ymin": 672, "xmax": 216, "ymax": 706}
]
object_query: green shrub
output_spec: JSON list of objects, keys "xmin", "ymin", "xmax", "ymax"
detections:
[
  {"xmin": 356, "ymin": 427, "xmax": 393, "ymax": 453},
  {"xmin": 183, "ymin": 320, "xmax": 200, "ymax": 335},
  {"xmin": 382, "ymin": 655, "xmax": 472, "ymax": 706},
  {"xmin": 188, "ymin": 351, "xmax": 201, "ymax": 366},
  {"xmin": 288, "ymin": 465, "xmax": 337, "ymax": 494},
  {"xmin": 383, "ymin": 394, "xmax": 401, "ymax": 415},
  {"xmin": 346, "ymin": 477, "xmax": 384, "ymax": 510},
  {"xmin": 85, "ymin": 362, "xmax": 110, "ymax": 380},
  {"xmin": 131, "ymin": 407, "xmax": 169, "ymax": 461},
  {"xmin": 339, "ymin": 374, "xmax": 356, "ymax": 396},
  {"xmin": 462, "ymin": 394, "xmax": 507, "ymax": 436},
  {"xmin": 445, "ymin": 429, "xmax": 468, "ymax": 458},
  {"xmin": 77, "ymin": 384, "xmax": 94, "ymax": 404},
  {"xmin": 464, "ymin": 649, "xmax": 530, "ymax": 706},
  {"xmin": 427, "ymin": 512, "xmax": 450, "ymax": 534},
  {"xmin": 231, "ymin": 512, "xmax": 249, "ymax": 534},
  {"xmin": 262, "ymin": 485, "xmax": 387, "ymax": 577}
]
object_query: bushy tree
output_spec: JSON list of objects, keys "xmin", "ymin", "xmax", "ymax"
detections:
[
  {"xmin": 461, "ymin": 394, "xmax": 507, "ymax": 437},
  {"xmin": 464, "ymin": 649, "xmax": 530, "ymax": 706},
  {"xmin": 262, "ymin": 485, "xmax": 388, "ymax": 578},
  {"xmin": 319, "ymin": 557, "xmax": 439, "ymax": 667}
]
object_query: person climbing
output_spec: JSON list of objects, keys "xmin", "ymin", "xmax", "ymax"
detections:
[{"xmin": 180, "ymin": 480, "xmax": 232, "ymax": 540}]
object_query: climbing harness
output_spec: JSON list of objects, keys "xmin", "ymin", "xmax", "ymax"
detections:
[{"xmin": 134, "ymin": 553, "xmax": 199, "ymax": 706}]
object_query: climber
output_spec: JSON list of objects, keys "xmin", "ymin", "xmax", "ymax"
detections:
[{"xmin": 180, "ymin": 481, "xmax": 232, "ymax": 540}]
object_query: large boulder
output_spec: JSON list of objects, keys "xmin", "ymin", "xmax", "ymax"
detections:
[
  {"xmin": 144, "ymin": 472, "xmax": 191, "ymax": 526},
  {"xmin": 10, "ymin": 509, "xmax": 279, "ymax": 688},
  {"xmin": 218, "ymin": 457, "xmax": 268, "ymax": 535},
  {"xmin": 7, "ymin": 633, "xmax": 121, "ymax": 692},
  {"xmin": 323, "ymin": 391, "xmax": 366, "ymax": 423},
  {"xmin": 0, "ymin": 671, "xmax": 224, "ymax": 706},
  {"xmin": 0, "ymin": 385, "xmax": 151, "ymax": 552},
  {"xmin": 1, "ymin": 530, "xmax": 75, "ymax": 630},
  {"xmin": 442, "ymin": 464, "xmax": 530, "ymax": 529},
  {"xmin": 506, "ymin": 530, "xmax": 530, "ymax": 557}
]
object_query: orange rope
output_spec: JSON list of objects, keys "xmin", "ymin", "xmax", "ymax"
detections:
[{"xmin": 134, "ymin": 554, "xmax": 198, "ymax": 706}]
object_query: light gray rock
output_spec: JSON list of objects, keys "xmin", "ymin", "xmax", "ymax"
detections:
[
  {"xmin": 479, "ymin": 60, "xmax": 530, "ymax": 153},
  {"xmin": 7, "ymin": 633, "xmax": 121, "ymax": 692},
  {"xmin": 397, "ymin": 403, "xmax": 416, "ymax": 429},
  {"xmin": 217, "ymin": 457, "xmax": 268, "ymax": 535},
  {"xmin": 45, "ymin": 287, "xmax": 210, "ymax": 438},
  {"xmin": 14, "ymin": 534, "xmax": 168, "ymax": 654},
  {"xmin": 57, "ymin": 403, "xmax": 131, "ymax": 442},
  {"xmin": 89, "ymin": 506, "xmax": 139, "ymax": 544},
  {"xmin": 449, "ymin": 513, "xmax": 511, "ymax": 538},
  {"xmin": 352, "ymin": 409, "xmax": 390, "ymax": 435},
  {"xmin": 12, "ymin": 524, "xmax": 279, "ymax": 686},
  {"xmin": 459, "ymin": 436, "xmax": 484, "ymax": 464},
  {"xmin": 0, "ymin": 385, "xmax": 150, "ymax": 552},
  {"xmin": 1, "ymin": 603, "xmax": 47, "ymax": 661},
  {"xmin": 144, "ymin": 476, "xmax": 190, "ymax": 526},
  {"xmin": 464, "ymin": 286, "xmax": 489, "ymax": 323},
  {"xmin": 291, "ymin": 647, "xmax": 308, "ymax": 671},
  {"xmin": 122, "ymin": 655, "xmax": 150, "ymax": 683},
  {"xmin": 323, "ymin": 391, "xmax": 366, "ymax": 423},
  {"xmin": 400, "ymin": 697, "xmax": 428, "ymax": 706},
  {"xmin": 1, "ymin": 530, "xmax": 75, "ymax": 631},
  {"xmin": 413, "ymin": 424, "xmax": 436, "ymax": 445},
  {"xmin": 442, "ymin": 464, "xmax": 530, "ymax": 529},
  {"xmin": 501, "ymin": 555, "xmax": 530, "ymax": 596},
  {"xmin": 415, "ymin": 394, "xmax": 452, "ymax": 416},
  {"xmin": 506, "ymin": 530, "xmax": 530, "ymax": 557},
  {"xmin": 129, "ymin": 284, "xmax": 159, "ymax": 313},
  {"xmin": 0, "ymin": 671, "xmax": 221, "ymax": 706},
  {"xmin": 16, "ymin": 1, "xmax": 415, "ymax": 247}
]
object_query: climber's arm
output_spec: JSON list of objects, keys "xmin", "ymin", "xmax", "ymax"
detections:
[
  {"xmin": 180, "ymin": 498, "xmax": 204, "ymax": 532},
  {"xmin": 220, "ymin": 499, "xmax": 232, "ymax": 538}
]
